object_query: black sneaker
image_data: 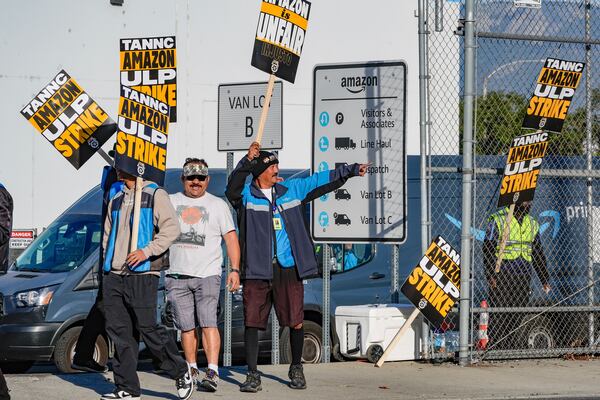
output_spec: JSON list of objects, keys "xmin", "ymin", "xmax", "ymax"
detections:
[
  {"xmin": 200, "ymin": 368, "xmax": 219, "ymax": 392},
  {"xmin": 288, "ymin": 364, "xmax": 306, "ymax": 390},
  {"xmin": 100, "ymin": 389, "xmax": 140, "ymax": 400},
  {"xmin": 175, "ymin": 370, "xmax": 194, "ymax": 400},
  {"xmin": 72, "ymin": 359, "xmax": 109, "ymax": 373},
  {"xmin": 239, "ymin": 371, "xmax": 262, "ymax": 393}
]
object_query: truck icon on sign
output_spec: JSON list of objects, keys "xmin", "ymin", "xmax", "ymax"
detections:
[
  {"xmin": 333, "ymin": 212, "xmax": 352, "ymax": 225},
  {"xmin": 334, "ymin": 188, "xmax": 351, "ymax": 200},
  {"xmin": 335, "ymin": 137, "xmax": 356, "ymax": 150}
]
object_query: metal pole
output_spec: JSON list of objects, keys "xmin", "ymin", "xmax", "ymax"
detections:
[
  {"xmin": 271, "ymin": 150, "xmax": 280, "ymax": 365},
  {"xmin": 322, "ymin": 244, "xmax": 331, "ymax": 363},
  {"xmin": 418, "ymin": 0, "xmax": 432, "ymax": 359},
  {"xmin": 459, "ymin": 0, "xmax": 476, "ymax": 367},
  {"xmin": 224, "ymin": 152, "xmax": 234, "ymax": 367},
  {"xmin": 584, "ymin": 0, "xmax": 595, "ymax": 348},
  {"xmin": 97, "ymin": 148, "xmax": 114, "ymax": 166},
  {"xmin": 391, "ymin": 245, "xmax": 400, "ymax": 303}
]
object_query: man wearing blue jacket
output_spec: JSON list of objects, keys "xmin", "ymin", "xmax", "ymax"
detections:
[{"xmin": 226, "ymin": 142, "xmax": 367, "ymax": 392}]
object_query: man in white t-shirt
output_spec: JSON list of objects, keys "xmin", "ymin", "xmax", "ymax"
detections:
[{"xmin": 168, "ymin": 158, "xmax": 240, "ymax": 392}]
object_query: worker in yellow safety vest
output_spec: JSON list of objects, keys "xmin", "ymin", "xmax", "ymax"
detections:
[{"xmin": 483, "ymin": 201, "xmax": 551, "ymax": 349}]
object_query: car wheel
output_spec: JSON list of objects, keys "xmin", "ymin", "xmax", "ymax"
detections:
[
  {"xmin": 519, "ymin": 315, "xmax": 555, "ymax": 350},
  {"xmin": 54, "ymin": 326, "xmax": 109, "ymax": 373},
  {"xmin": 0, "ymin": 361, "xmax": 34, "ymax": 374},
  {"xmin": 280, "ymin": 320, "xmax": 323, "ymax": 364}
]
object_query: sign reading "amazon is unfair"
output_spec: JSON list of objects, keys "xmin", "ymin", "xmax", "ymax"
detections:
[
  {"xmin": 401, "ymin": 236, "xmax": 460, "ymax": 330},
  {"xmin": 120, "ymin": 36, "xmax": 177, "ymax": 122},
  {"xmin": 523, "ymin": 58, "xmax": 585, "ymax": 133},
  {"xmin": 251, "ymin": 0, "xmax": 311, "ymax": 83},
  {"xmin": 114, "ymin": 86, "xmax": 169, "ymax": 185},
  {"xmin": 20, "ymin": 70, "xmax": 116, "ymax": 169},
  {"xmin": 498, "ymin": 131, "xmax": 548, "ymax": 207}
]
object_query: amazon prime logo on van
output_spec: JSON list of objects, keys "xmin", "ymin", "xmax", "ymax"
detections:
[{"xmin": 341, "ymin": 75, "xmax": 378, "ymax": 94}]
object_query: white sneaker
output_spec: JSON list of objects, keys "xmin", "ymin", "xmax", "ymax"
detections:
[
  {"xmin": 101, "ymin": 389, "xmax": 141, "ymax": 400},
  {"xmin": 175, "ymin": 370, "xmax": 194, "ymax": 400}
]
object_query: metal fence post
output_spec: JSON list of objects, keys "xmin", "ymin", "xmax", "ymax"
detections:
[
  {"xmin": 224, "ymin": 152, "xmax": 234, "ymax": 367},
  {"xmin": 459, "ymin": 0, "xmax": 476, "ymax": 367},
  {"xmin": 418, "ymin": 0, "xmax": 432, "ymax": 359},
  {"xmin": 391, "ymin": 245, "xmax": 400, "ymax": 303},
  {"xmin": 271, "ymin": 150, "xmax": 280, "ymax": 365},
  {"xmin": 584, "ymin": 0, "xmax": 595, "ymax": 349},
  {"xmin": 322, "ymin": 243, "xmax": 331, "ymax": 363}
]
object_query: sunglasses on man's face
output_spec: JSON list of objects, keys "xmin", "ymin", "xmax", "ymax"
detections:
[{"xmin": 185, "ymin": 175, "xmax": 208, "ymax": 182}]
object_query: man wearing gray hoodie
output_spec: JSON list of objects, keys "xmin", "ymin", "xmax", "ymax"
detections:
[{"xmin": 101, "ymin": 170, "xmax": 193, "ymax": 400}]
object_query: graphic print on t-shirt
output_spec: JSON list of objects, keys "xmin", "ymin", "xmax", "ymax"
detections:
[{"xmin": 175, "ymin": 205, "xmax": 209, "ymax": 246}]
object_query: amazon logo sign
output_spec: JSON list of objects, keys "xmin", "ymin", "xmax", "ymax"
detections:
[{"xmin": 445, "ymin": 210, "xmax": 561, "ymax": 241}]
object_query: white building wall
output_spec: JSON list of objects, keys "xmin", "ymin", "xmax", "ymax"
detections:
[{"xmin": 0, "ymin": 0, "xmax": 424, "ymax": 230}]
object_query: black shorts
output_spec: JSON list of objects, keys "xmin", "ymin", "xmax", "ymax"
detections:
[{"xmin": 243, "ymin": 262, "xmax": 304, "ymax": 330}]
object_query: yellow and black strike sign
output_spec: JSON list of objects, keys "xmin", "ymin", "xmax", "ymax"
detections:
[
  {"xmin": 120, "ymin": 36, "xmax": 177, "ymax": 122},
  {"xmin": 20, "ymin": 70, "xmax": 116, "ymax": 169},
  {"xmin": 114, "ymin": 86, "xmax": 169, "ymax": 185},
  {"xmin": 251, "ymin": 0, "xmax": 311, "ymax": 83},
  {"xmin": 401, "ymin": 236, "xmax": 461, "ymax": 330},
  {"xmin": 522, "ymin": 58, "xmax": 585, "ymax": 133},
  {"xmin": 498, "ymin": 131, "xmax": 548, "ymax": 207}
]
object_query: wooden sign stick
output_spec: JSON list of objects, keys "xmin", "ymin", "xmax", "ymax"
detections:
[
  {"xmin": 130, "ymin": 176, "xmax": 144, "ymax": 251},
  {"xmin": 375, "ymin": 308, "xmax": 420, "ymax": 368},
  {"xmin": 494, "ymin": 202, "xmax": 515, "ymax": 273},
  {"xmin": 256, "ymin": 73, "xmax": 276, "ymax": 145}
]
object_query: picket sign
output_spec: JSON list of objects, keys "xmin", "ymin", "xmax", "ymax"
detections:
[
  {"xmin": 494, "ymin": 203, "xmax": 516, "ymax": 273},
  {"xmin": 375, "ymin": 308, "xmax": 420, "ymax": 368},
  {"xmin": 130, "ymin": 177, "xmax": 144, "ymax": 252}
]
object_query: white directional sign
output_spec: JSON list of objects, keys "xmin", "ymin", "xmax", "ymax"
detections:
[
  {"xmin": 312, "ymin": 61, "xmax": 407, "ymax": 243},
  {"xmin": 218, "ymin": 81, "xmax": 283, "ymax": 151}
]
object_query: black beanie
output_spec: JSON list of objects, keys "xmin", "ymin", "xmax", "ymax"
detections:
[{"xmin": 251, "ymin": 151, "xmax": 279, "ymax": 178}]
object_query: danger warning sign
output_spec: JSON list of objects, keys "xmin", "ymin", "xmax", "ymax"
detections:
[
  {"xmin": 251, "ymin": 0, "xmax": 311, "ymax": 83},
  {"xmin": 498, "ymin": 131, "xmax": 548, "ymax": 207},
  {"xmin": 20, "ymin": 70, "xmax": 116, "ymax": 169},
  {"xmin": 522, "ymin": 58, "xmax": 585, "ymax": 133},
  {"xmin": 114, "ymin": 86, "xmax": 169, "ymax": 185},
  {"xmin": 401, "ymin": 236, "xmax": 461, "ymax": 330},
  {"xmin": 120, "ymin": 36, "xmax": 177, "ymax": 122}
]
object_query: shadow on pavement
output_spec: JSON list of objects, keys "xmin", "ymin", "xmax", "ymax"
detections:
[{"xmin": 55, "ymin": 372, "xmax": 114, "ymax": 396}]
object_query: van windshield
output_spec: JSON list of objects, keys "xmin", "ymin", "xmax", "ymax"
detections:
[{"xmin": 13, "ymin": 214, "xmax": 102, "ymax": 273}]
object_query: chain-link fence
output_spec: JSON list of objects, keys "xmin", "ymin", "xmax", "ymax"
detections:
[{"xmin": 423, "ymin": 0, "xmax": 599, "ymax": 362}]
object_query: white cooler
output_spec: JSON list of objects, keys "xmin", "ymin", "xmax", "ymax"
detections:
[{"xmin": 335, "ymin": 304, "xmax": 422, "ymax": 362}]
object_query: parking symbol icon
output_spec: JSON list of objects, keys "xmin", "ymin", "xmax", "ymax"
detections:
[{"xmin": 319, "ymin": 112, "xmax": 330, "ymax": 127}]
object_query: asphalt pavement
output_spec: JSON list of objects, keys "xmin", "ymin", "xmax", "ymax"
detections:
[{"xmin": 4, "ymin": 358, "xmax": 600, "ymax": 400}]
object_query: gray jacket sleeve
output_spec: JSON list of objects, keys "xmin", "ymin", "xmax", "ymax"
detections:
[{"xmin": 141, "ymin": 189, "xmax": 181, "ymax": 258}]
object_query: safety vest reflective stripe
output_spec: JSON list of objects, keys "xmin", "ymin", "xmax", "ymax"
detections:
[{"xmin": 490, "ymin": 208, "xmax": 539, "ymax": 262}]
